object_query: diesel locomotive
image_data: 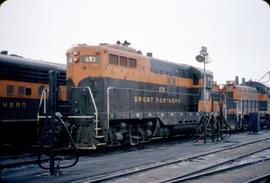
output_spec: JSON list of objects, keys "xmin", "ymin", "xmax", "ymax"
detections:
[
  {"xmin": 221, "ymin": 78, "xmax": 270, "ymax": 131},
  {"xmin": 42, "ymin": 42, "xmax": 217, "ymax": 149},
  {"xmin": 0, "ymin": 52, "xmax": 66, "ymax": 147}
]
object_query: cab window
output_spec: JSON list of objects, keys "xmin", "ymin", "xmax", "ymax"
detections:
[
  {"xmin": 128, "ymin": 58, "xmax": 137, "ymax": 68},
  {"xmin": 26, "ymin": 88, "xmax": 32, "ymax": 96},
  {"xmin": 120, "ymin": 56, "xmax": 128, "ymax": 67},
  {"xmin": 6, "ymin": 85, "xmax": 14, "ymax": 96},
  {"xmin": 109, "ymin": 54, "xmax": 118, "ymax": 65},
  {"xmin": 19, "ymin": 86, "xmax": 25, "ymax": 97}
]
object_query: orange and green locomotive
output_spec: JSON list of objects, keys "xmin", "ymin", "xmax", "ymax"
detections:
[
  {"xmin": 63, "ymin": 43, "xmax": 214, "ymax": 149},
  {"xmin": 222, "ymin": 79, "xmax": 270, "ymax": 131}
]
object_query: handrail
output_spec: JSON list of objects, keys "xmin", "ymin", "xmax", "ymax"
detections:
[
  {"xmin": 72, "ymin": 87, "xmax": 99, "ymax": 136},
  {"xmin": 84, "ymin": 87, "xmax": 99, "ymax": 136},
  {"xmin": 223, "ymin": 96, "xmax": 227, "ymax": 122},
  {"xmin": 37, "ymin": 88, "xmax": 48, "ymax": 120},
  {"xmin": 38, "ymin": 87, "xmax": 99, "ymax": 136},
  {"xmin": 107, "ymin": 87, "xmax": 113, "ymax": 130}
]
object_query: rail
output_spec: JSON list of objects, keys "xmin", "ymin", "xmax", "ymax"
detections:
[
  {"xmin": 1, "ymin": 154, "xmax": 50, "ymax": 170},
  {"xmin": 163, "ymin": 145, "xmax": 270, "ymax": 182},
  {"xmin": 165, "ymin": 157, "xmax": 270, "ymax": 183},
  {"xmin": 244, "ymin": 173, "xmax": 270, "ymax": 183}
]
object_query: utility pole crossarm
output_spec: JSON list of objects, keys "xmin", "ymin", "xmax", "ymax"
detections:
[{"xmin": 257, "ymin": 71, "xmax": 270, "ymax": 84}]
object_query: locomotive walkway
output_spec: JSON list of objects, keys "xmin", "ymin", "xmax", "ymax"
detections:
[{"xmin": 1, "ymin": 130, "xmax": 270, "ymax": 183}]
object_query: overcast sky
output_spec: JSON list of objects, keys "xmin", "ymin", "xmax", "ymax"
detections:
[{"xmin": 0, "ymin": 0, "xmax": 269, "ymax": 85}]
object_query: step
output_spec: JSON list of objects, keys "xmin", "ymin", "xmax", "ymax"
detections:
[
  {"xmin": 77, "ymin": 145, "xmax": 96, "ymax": 150},
  {"xmin": 131, "ymin": 135, "xmax": 142, "ymax": 140},
  {"xmin": 57, "ymin": 104, "xmax": 71, "ymax": 108},
  {"xmin": 95, "ymin": 135, "xmax": 104, "ymax": 139},
  {"xmin": 97, "ymin": 143, "xmax": 107, "ymax": 146},
  {"xmin": 67, "ymin": 115, "xmax": 95, "ymax": 119},
  {"xmin": 95, "ymin": 128, "xmax": 102, "ymax": 130}
]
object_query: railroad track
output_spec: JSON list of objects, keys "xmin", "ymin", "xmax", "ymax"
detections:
[
  {"xmin": 0, "ymin": 154, "xmax": 38, "ymax": 170},
  {"xmin": 0, "ymin": 136, "xmax": 192, "ymax": 172},
  {"xmin": 0, "ymin": 154, "xmax": 77, "ymax": 171},
  {"xmin": 244, "ymin": 172, "xmax": 270, "ymax": 183},
  {"xmin": 74, "ymin": 136, "xmax": 270, "ymax": 183},
  {"xmin": 163, "ymin": 151, "xmax": 270, "ymax": 183}
]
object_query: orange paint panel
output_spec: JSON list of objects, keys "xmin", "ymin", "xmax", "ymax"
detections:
[
  {"xmin": 67, "ymin": 46, "xmax": 198, "ymax": 89},
  {"xmin": 0, "ymin": 80, "xmax": 49, "ymax": 99},
  {"xmin": 0, "ymin": 80, "xmax": 67, "ymax": 100},
  {"xmin": 212, "ymin": 101, "xmax": 220, "ymax": 113},
  {"xmin": 198, "ymin": 100, "xmax": 213, "ymax": 112},
  {"xmin": 258, "ymin": 95, "xmax": 268, "ymax": 101},
  {"xmin": 58, "ymin": 85, "xmax": 67, "ymax": 101}
]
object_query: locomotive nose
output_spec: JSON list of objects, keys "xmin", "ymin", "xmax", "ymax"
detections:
[{"xmin": 67, "ymin": 50, "xmax": 80, "ymax": 64}]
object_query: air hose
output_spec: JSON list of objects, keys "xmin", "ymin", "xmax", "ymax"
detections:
[{"xmin": 38, "ymin": 112, "xmax": 79, "ymax": 172}]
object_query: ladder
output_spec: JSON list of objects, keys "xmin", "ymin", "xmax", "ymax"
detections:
[{"xmin": 83, "ymin": 87, "xmax": 106, "ymax": 147}]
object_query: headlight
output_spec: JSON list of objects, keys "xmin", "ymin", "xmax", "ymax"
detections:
[
  {"xmin": 72, "ymin": 56, "xmax": 79, "ymax": 62},
  {"xmin": 73, "ymin": 51, "xmax": 78, "ymax": 56}
]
